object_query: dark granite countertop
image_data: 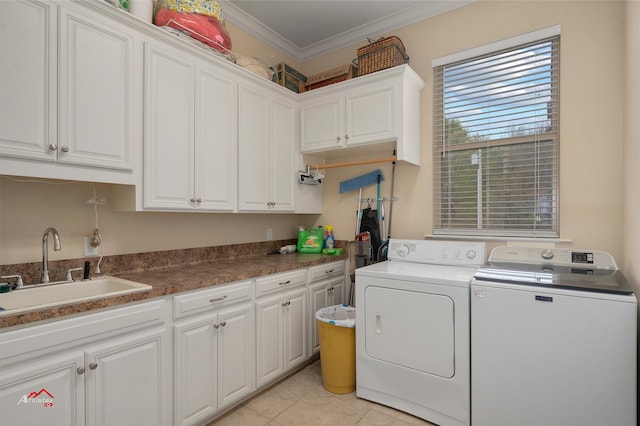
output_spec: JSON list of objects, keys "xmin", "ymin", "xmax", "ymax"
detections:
[{"xmin": 0, "ymin": 251, "xmax": 347, "ymax": 330}]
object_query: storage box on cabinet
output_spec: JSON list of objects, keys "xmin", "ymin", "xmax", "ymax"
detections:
[
  {"xmin": 173, "ymin": 280, "xmax": 252, "ymax": 319},
  {"xmin": 255, "ymin": 269, "xmax": 306, "ymax": 298}
]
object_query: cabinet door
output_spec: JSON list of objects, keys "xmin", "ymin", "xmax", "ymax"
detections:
[
  {"xmin": 269, "ymin": 97, "xmax": 296, "ymax": 212},
  {"xmin": 58, "ymin": 3, "xmax": 139, "ymax": 170},
  {"xmin": 238, "ymin": 83, "xmax": 270, "ymax": 211},
  {"xmin": 328, "ymin": 277, "xmax": 346, "ymax": 307},
  {"xmin": 144, "ymin": 42, "xmax": 195, "ymax": 209},
  {"xmin": 309, "ymin": 282, "xmax": 329, "ymax": 354},
  {"xmin": 299, "ymin": 95, "xmax": 344, "ymax": 152},
  {"xmin": 0, "ymin": 352, "xmax": 84, "ymax": 426},
  {"xmin": 195, "ymin": 65, "xmax": 237, "ymax": 211},
  {"xmin": 175, "ymin": 316, "xmax": 218, "ymax": 426},
  {"xmin": 85, "ymin": 329, "xmax": 165, "ymax": 426},
  {"xmin": 284, "ymin": 287, "xmax": 307, "ymax": 371},
  {"xmin": 345, "ymin": 81, "xmax": 398, "ymax": 146},
  {"xmin": 217, "ymin": 302, "xmax": 255, "ymax": 408},
  {"xmin": 0, "ymin": 0, "xmax": 56, "ymax": 161},
  {"xmin": 255, "ymin": 294, "xmax": 284, "ymax": 387}
]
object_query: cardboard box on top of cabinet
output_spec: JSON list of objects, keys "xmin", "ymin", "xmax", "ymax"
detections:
[
  {"xmin": 305, "ymin": 64, "xmax": 357, "ymax": 91},
  {"xmin": 276, "ymin": 62, "xmax": 307, "ymax": 93}
]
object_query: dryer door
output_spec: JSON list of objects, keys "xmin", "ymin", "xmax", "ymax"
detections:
[{"xmin": 363, "ymin": 285, "xmax": 455, "ymax": 378}]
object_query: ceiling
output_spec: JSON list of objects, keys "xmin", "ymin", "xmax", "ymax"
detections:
[{"xmin": 221, "ymin": 0, "xmax": 474, "ymax": 62}]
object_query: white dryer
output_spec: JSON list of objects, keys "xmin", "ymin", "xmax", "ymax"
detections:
[{"xmin": 355, "ymin": 239, "xmax": 485, "ymax": 426}]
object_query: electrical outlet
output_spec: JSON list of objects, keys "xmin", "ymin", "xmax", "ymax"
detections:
[
  {"xmin": 267, "ymin": 228, "xmax": 273, "ymax": 241},
  {"xmin": 84, "ymin": 237, "xmax": 99, "ymax": 257}
]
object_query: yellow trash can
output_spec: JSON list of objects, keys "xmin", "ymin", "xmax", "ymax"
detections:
[{"xmin": 316, "ymin": 305, "xmax": 356, "ymax": 394}]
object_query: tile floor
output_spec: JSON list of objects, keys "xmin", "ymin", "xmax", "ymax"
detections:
[{"xmin": 209, "ymin": 360, "xmax": 436, "ymax": 426}]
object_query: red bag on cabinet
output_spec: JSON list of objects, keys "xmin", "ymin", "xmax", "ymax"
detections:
[{"xmin": 154, "ymin": 9, "xmax": 232, "ymax": 52}]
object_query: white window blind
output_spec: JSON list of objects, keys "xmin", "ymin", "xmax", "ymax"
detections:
[{"xmin": 433, "ymin": 34, "xmax": 560, "ymax": 238}]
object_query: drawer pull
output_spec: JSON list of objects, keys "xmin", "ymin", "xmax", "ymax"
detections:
[
  {"xmin": 325, "ymin": 269, "xmax": 334, "ymax": 274},
  {"xmin": 210, "ymin": 295, "xmax": 228, "ymax": 303},
  {"xmin": 282, "ymin": 300, "xmax": 291, "ymax": 307},
  {"xmin": 278, "ymin": 280, "xmax": 292, "ymax": 286}
]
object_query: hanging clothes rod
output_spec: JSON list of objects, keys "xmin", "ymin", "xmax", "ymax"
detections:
[
  {"xmin": 308, "ymin": 156, "xmax": 397, "ymax": 170},
  {"xmin": 359, "ymin": 197, "xmax": 399, "ymax": 203}
]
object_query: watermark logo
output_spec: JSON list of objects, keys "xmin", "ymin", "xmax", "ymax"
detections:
[{"xmin": 17, "ymin": 388, "xmax": 54, "ymax": 407}]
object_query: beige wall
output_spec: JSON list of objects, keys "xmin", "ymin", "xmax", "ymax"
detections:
[
  {"xmin": 310, "ymin": 0, "xmax": 628, "ymax": 260},
  {"xmin": 0, "ymin": 0, "xmax": 632, "ymax": 270},
  {"xmin": 622, "ymin": 0, "xmax": 640, "ymax": 296}
]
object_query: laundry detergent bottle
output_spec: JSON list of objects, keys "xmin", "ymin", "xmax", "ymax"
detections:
[{"xmin": 297, "ymin": 226, "xmax": 323, "ymax": 253}]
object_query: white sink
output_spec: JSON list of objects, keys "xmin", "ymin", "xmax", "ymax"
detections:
[{"xmin": 0, "ymin": 276, "xmax": 152, "ymax": 316}]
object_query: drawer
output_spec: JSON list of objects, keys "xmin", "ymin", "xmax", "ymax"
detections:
[
  {"xmin": 173, "ymin": 280, "xmax": 252, "ymax": 319},
  {"xmin": 308, "ymin": 261, "xmax": 346, "ymax": 283},
  {"xmin": 255, "ymin": 269, "xmax": 306, "ymax": 298}
]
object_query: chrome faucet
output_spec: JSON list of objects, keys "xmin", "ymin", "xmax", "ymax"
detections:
[{"xmin": 41, "ymin": 227, "xmax": 62, "ymax": 283}]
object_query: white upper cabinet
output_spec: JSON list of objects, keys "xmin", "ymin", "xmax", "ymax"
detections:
[
  {"xmin": 58, "ymin": 2, "xmax": 140, "ymax": 171},
  {"xmin": 299, "ymin": 64, "xmax": 425, "ymax": 165},
  {"xmin": 0, "ymin": 0, "xmax": 142, "ymax": 184},
  {"xmin": 238, "ymin": 80, "xmax": 296, "ymax": 212},
  {"xmin": 0, "ymin": 0, "xmax": 56, "ymax": 162},
  {"xmin": 143, "ymin": 40, "xmax": 237, "ymax": 211}
]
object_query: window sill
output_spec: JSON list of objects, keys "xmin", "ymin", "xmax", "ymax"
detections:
[{"xmin": 424, "ymin": 234, "xmax": 572, "ymax": 244}]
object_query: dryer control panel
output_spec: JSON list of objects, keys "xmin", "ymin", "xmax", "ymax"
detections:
[{"xmin": 387, "ymin": 239, "xmax": 486, "ymax": 267}]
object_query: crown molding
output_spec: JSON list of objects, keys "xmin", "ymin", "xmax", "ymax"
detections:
[{"xmin": 221, "ymin": 1, "xmax": 475, "ymax": 62}]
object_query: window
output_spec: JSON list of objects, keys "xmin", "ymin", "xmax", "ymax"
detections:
[{"xmin": 433, "ymin": 28, "xmax": 560, "ymax": 238}]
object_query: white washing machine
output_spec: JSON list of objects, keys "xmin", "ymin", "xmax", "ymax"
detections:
[
  {"xmin": 471, "ymin": 246, "xmax": 637, "ymax": 426},
  {"xmin": 355, "ymin": 239, "xmax": 485, "ymax": 426}
]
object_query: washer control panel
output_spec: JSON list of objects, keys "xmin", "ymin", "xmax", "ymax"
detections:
[
  {"xmin": 387, "ymin": 239, "xmax": 486, "ymax": 266},
  {"xmin": 488, "ymin": 246, "xmax": 618, "ymax": 270}
]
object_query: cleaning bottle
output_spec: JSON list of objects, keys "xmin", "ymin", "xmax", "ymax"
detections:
[{"xmin": 324, "ymin": 225, "xmax": 335, "ymax": 250}]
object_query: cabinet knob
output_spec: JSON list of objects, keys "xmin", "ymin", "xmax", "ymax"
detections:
[
  {"xmin": 196, "ymin": 198, "xmax": 202, "ymax": 203},
  {"xmin": 190, "ymin": 198, "xmax": 196, "ymax": 203},
  {"xmin": 336, "ymin": 136, "xmax": 341, "ymax": 143},
  {"xmin": 89, "ymin": 362, "xmax": 98, "ymax": 370},
  {"xmin": 60, "ymin": 146, "xmax": 70, "ymax": 152},
  {"xmin": 344, "ymin": 135, "xmax": 349, "ymax": 141},
  {"xmin": 48, "ymin": 144, "xmax": 57, "ymax": 151},
  {"xmin": 77, "ymin": 367, "xmax": 86, "ymax": 375},
  {"xmin": 213, "ymin": 323, "xmax": 220, "ymax": 329},
  {"xmin": 220, "ymin": 321, "xmax": 226, "ymax": 327}
]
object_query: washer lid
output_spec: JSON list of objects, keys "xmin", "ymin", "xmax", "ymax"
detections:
[{"xmin": 474, "ymin": 262, "xmax": 633, "ymax": 295}]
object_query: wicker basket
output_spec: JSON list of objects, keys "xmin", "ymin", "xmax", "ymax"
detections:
[{"xmin": 356, "ymin": 36, "xmax": 409, "ymax": 76}]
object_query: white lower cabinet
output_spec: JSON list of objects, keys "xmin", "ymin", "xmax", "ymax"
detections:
[
  {"xmin": 173, "ymin": 281, "xmax": 255, "ymax": 426},
  {"xmin": 0, "ymin": 300, "xmax": 170, "ymax": 426},
  {"xmin": 255, "ymin": 270, "xmax": 308, "ymax": 388},
  {"xmin": 85, "ymin": 328, "xmax": 166, "ymax": 426},
  {"xmin": 0, "ymin": 352, "xmax": 85, "ymax": 426},
  {"xmin": 308, "ymin": 261, "xmax": 347, "ymax": 354},
  {"xmin": 0, "ymin": 263, "xmax": 343, "ymax": 425}
]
